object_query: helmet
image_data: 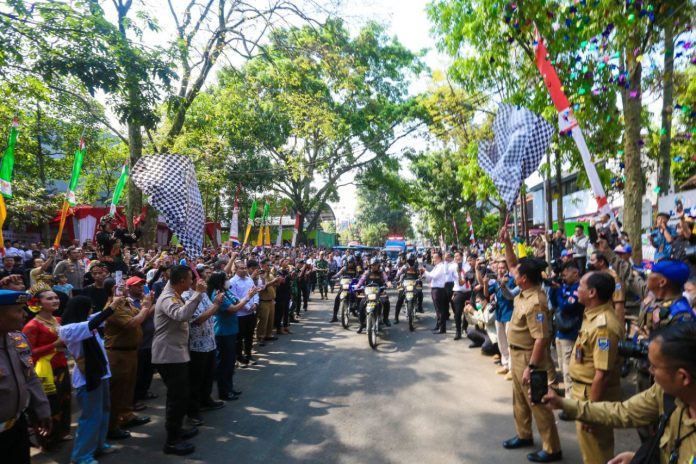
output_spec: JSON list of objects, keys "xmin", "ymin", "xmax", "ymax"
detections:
[
  {"xmin": 355, "ymin": 251, "xmax": 362, "ymax": 259},
  {"xmin": 407, "ymin": 252, "xmax": 417, "ymax": 266},
  {"xmin": 347, "ymin": 256, "xmax": 356, "ymax": 265},
  {"xmin": 370, "ymin": 257, "xmax": 381, "ymax": 266}
]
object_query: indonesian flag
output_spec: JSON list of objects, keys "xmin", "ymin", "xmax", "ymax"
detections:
[
  {"xmin": 276, "ymin": 207, "xmax": 287, "ymax": 247},
  {"xmin": 229, "ymin": 185, "xmax": 240, "ymax": 245},
  {"xmin": 466, "ymin": 212, "xmax": 475, "ymax": 246},
  {"xmin": 291, "ymin": 213, "xmax": 300, "ymax": 247}
]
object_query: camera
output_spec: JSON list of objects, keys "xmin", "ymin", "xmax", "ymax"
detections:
[{"xmin": 618, "ymin": 339, "xmax": 649, "ymax": 360}]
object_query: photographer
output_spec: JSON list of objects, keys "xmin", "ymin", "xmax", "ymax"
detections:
[
  {"xmin": 542, "ymin": 322, "xmax": 696, "ymax": 464},
  {"xmin": 549, "ymin": 262, "xmax": 583, "ymax": 402},
  {"xmin": 567, "ymin": 271, "xmax": 625, "ymax": 463}
]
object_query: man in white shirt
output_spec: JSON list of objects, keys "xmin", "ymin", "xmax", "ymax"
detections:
[
  {"xmin": 421, "ymin": 250, "xmax": 449, "ymax": 334},
  {"xmin": 445, "ymin": 252, "xmax": 458, "ymax": 323}
]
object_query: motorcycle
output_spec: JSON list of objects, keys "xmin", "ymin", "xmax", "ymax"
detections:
[
  {"xmin": 364, "ymin": 283, "xmax": 386, "ymax": 349},
  {"xmin": 338, "ymin": 277, "xmax": 359, "ymax": 329},
  {"xmin": 402, "ymin": 278, "xmax": 422, "ymax": 332}
]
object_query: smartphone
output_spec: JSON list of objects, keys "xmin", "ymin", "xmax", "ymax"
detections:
[
  {"xmin": 114, "ymin": 271, "xmax": 124, "ymax": 296},
  {"xmin": 530, "ymin": 370, "xmax": 548, "ymax": 404}
]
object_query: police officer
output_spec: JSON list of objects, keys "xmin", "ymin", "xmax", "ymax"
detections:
[
  {"xmin": 501, "ymin": 228, "xmax": 562, "ymax": 463},
  {"xmin": 543, "ymin": 322, "xmax": 696, "ymax": 464},
  {"xmin": 394, "ymin": 252, "xmax": 423, "ymax": 324},
  {"xmin": 0, "ymin": 290, "xmax": 51, "ymax": 463},
  {"xmin": 569, "ymin": 271, "xmax": 625, "ymax": 463},
  {"xmin": 356, "ymin": 257, "xmax": 392, "ymax": 333},
  {"xmin": 330, "ymin": 256, "xmax": 360, "ymax": 323}
]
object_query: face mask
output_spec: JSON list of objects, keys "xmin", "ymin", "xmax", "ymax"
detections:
[
  {"xmin": 683, "ymin": 291, "xmax": 696, "ymax": 305},
  {"xmin": 475, "ymin": 303, "xmax": 483, "ymax": 310}
]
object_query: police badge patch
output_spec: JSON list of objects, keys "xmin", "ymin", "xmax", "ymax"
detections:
[
  {"xmin": 598, "ymin": 337, "xmax": 610, "ymax": 351},
  {"xmin": 536, "ymin": 312, "xmax": 544, "ymax": 322}
]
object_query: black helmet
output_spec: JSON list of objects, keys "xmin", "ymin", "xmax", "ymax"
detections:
[
  {"xmin": 355, "ymin": 251, "xmax": 362, "ymax": 259},
  {"xmin": 407, "ymin": 252, "xmax": 417, "ymax": 266},
  {"xmin": 347, "ymin": 256, "xmax": 356, "ymax": 265},
  {"xmin": 370, "ymin": 256, "xmax": 381, "ymax": 266}
]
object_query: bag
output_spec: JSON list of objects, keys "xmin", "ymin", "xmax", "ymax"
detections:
[
  {"xmin": 630, "ymin": 394, "xmax": 676, "ymax": 464},
  {"xmin": 35, "ymin": 353, "xmax": 56, "ymax": 395}
]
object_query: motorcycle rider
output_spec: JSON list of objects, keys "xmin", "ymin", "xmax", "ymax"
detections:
[
  {"xmin": 394, "ymin": 252, "xmax": 423, "ymax": 323},
  {"xmin": 356, "ymin": 257, "xmax": 392, "ymax": 333},
  {"xmin": 330, "ymin": 256, "xmax": 360, "ymax": 323}
]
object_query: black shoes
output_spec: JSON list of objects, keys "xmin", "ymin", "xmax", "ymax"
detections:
[
  {"xmin": 231, "ymin": 389, "xmax": 243, "ymax": 396},
  {"xmin": 527, "ymin": 450, "xmax": 563, "ymax": 462},
  {"xmin": 502, "ymin": 436, "xmax": 534, "ymax": 449},
  {"xmin": 220, "ymin": 393, "xmax": 240, "ymax": 401},
  {"xmin": 107, "ymin": 428, "xmax": 131, "ymax": 440},
  {"xmin": 188, "ymin": 416, "xmax": 204, "ymax": 426},
  {"xmin": 200, "ymin": 399, "xmax": 225, "ymax": 411},
  {"xmin": 122, "ymin": 415, "xmax": 151, "ymax": 428},
  {"xmin": 393, "ymin": 319, "xmax": 399, "ymax": 324},
  {"xmin": 454, "ymin": 333, "xmax": 462, "ymax": 340},
  {"xmin": 163, "ymin": 441, "xmax": 195, "ymax": 456},
  {"xmin": 330, "ymin": 317, "xmax": 338, "ymax": 322},
  {"xmin": 357, "ymin": 326, "xmax": 365, "ymax": 334},
  {"xmin": 383, "ymin": 320, "xmax": 391, "ymax": 327}
]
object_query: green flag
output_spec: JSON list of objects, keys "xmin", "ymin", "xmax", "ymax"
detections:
[
  {"xmin": 109, "ymin": 162, "xmax": 129, "ymax": 214},
  {"xmin": 248, "ymin": 200, "xmax": 258, "ymax": 221},
  {"xmin": 262, "ymin": 202, "xmax": 270, "ymax": 223},
  {"xmin": 0, "ymin": 118, "xmax": 19, "ymax": 199},
  {"xmin": 66, "ymin": 137, "xmax": 86, "ymax": 206}
]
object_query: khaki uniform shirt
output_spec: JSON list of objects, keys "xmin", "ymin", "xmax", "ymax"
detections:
[
  {"xmin": 259, "ymin": 270, "xmax": 277, "ymax": 302},
  {"xmin": 508, "ymin": 286, "xmax": 551, "ymax": 351},
  {"xmin": 569, "ymin": 302, "xmax": 624, "ymax": 387},
  {"xmin": 104, "ymin": 301, "xmax": 144, "ymax": 350},
  {"xmin": 0, "ymin": 332, "xmax": 50, "ymax": 427},
  {"xmin": 152, "ymin": 282, "xmax": 203, "ymax": 364},
  {"xmin": 562, "ymin": 383, "xmax": 696, "ymax": 464}
]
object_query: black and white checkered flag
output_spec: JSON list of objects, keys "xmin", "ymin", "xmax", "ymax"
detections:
[
  {"xmin": 478, "ymin": 103, "xmax": 554, "ymax": 210},
  {"xmin": 131, "ymin": 154, "xmax": 204, "ymax": 258}
]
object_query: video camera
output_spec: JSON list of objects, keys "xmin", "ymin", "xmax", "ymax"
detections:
[{"xmin": 617, "ymin": 339, "xmax": 649, "ymax": 360}]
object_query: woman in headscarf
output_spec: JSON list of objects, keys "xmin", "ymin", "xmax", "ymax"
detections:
[
  {"xmin": 59, "ymin": 290, "xmax": 119, "ymax": 464},
  {"xmin": 22, "ymin": 287, "xmax": 72, "ymax": 450}
]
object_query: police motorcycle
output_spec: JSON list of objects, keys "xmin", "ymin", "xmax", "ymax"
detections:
[
  {"xmin": 338, "ymin": 276, "xmax": 360, "ymax": 329},
  {"xmin": 401, "ymin": 276, "xmax": 423, "ymax": 332},
  {"xmin": 363, "ymin": 282, "xmax": 387, "ymax": 349}
]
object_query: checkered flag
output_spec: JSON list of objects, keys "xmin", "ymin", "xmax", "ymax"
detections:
[
  {"xmin": 131, "ymin": 154, "xmax": 204, "ymax": 258},
  {"xmin": 478, "ymin": 103, "xmax": 554, "ymax": 210}
]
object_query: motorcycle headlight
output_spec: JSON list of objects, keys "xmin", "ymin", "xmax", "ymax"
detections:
[
  {"xmin": 342, "ymin": 284, "xmax": 350, "ymax": 290},
  {"xmin": 406, "ymin": 285, "xmax": 414, "ymax": 291},
  {"xmin": 367, "ymin": 293, "xmax": 377, "ymax": 301}
]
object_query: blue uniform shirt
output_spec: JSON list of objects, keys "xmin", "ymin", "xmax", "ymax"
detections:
[
  {"xmin": 553, "ymin": 281, "xmax": 583, "ymax": 340},
  {"xmin": 491, "ymin": 275, "xmax": 516, "ymax": 323}
]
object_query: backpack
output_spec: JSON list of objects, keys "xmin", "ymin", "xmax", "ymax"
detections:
[{"xmin": 630, "ymin": 393, "xmax": 677, "ymax": 464}]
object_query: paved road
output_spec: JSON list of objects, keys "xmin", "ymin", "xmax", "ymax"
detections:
[{"xmin": 34, "ymin": 291, "xmax": 639, "ymax": 463}]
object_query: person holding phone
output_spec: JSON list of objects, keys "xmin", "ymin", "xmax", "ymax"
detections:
[
  {"xmin": 567, "ymin": 271, "xmax": 625, "ymax": 463},
  {"xmin": 500, "ymin": 227, "xmax": 562, "ymax": 463}
]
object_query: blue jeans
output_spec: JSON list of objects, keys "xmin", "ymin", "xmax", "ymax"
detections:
[
  {"xmin": 215, "ymin": 334, "xmax": 237, "ymax": 398},
  {"xmin": 71, "ymin": 380, "xmax": 110, "ymax": 463}
]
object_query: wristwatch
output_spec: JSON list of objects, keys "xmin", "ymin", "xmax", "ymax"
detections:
[{"xmin": 528, "ymin": 363, "xmax": 538, "ymax": 370}]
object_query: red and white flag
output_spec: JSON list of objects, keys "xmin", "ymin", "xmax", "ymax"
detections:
[
  {"xmin": 291, "ymin": 213, "xmax": 300, "ymax": 247},
  {"xmin": 466, "ymin": 212, "xmax": 475, "ymax": 246},
  {"xmin": 229, "ymin": 185, "xmax": 240, "ymax": 245}
]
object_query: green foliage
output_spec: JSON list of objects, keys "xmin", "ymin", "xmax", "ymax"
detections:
[
  {"xmin": 359, "ymin": 222, "xmax": 389, "ymax": 246},
  {"xmin": 4, "ymin": 177, "xmax": 60, "ymax": 229}
]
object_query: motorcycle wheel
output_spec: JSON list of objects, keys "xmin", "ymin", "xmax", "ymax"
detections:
[
  {"xmin": 407, "ymin": 300, "xmax": 415, "ymax": 332},
  {"xmin": 340, "ymin": 299, "xmax": 350, "ymax": 329},
  {"xmin": 367, "ymin": 312, "xmax": 377, "ymax": 349}
]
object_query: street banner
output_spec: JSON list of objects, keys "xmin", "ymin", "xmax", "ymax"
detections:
[{"xmin": 54, "ymin": 136, "xmax": 86, "ymax": 248}]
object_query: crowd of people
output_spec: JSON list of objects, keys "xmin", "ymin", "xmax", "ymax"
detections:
[{"xmin": 1, "ymin": 207, "xmax": 696, "ymax": 464}]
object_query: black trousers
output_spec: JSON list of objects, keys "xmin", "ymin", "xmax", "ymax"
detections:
[
  {"xmin": 452, "ymin": 291, "xmax": 471, "ymax": 334},
  {"xmin": 394, "ymin": 289, "xmax": 423, "ymax": 319},
  {"xmin": 134, "ymin": 347, "xmax": 154, "ymax": 401},
  {"xmin": 188, "ymin": 350, "xmax": 215, "ymax": 418},
  {"xmin": 236, "ymin": 314, "xmax": 256, "ymax": 359},
  {"xmin": 275, "ymin": 293, "xmax": 291, "ymax": 329},
  {"xmin": 300, "ymin": 282, "xmax": 311, "ymax": 310},
  {"xmin": 156, "ymin": 362, "xmax": 190, "ymax": 443},
  {"xmin": 0, "ymin": 414, "xmax": 30, "ymax": 464},
  {"xmin": 431, "ymin": 288, "xmax": 449, "ymax": 331},
  {"xmin": 444, "ymin": 282, "xmax": 455, "ymax": 320}
]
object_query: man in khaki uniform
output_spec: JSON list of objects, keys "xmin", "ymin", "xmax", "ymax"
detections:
[
  {"xmin": 256, "ymin": 259, "xmax": 283, "ymax": 344},
  {"xmin": 543, "ymin": 322, "xmax": 696, "ymax": 464},
  {"xmin": 588, "ymin": 251, "xmax": 626, "ymax": 324},
  {"xmin": 104, "ymin": 276, "xmax": 153, "ymax": 439},
  {"xmin": 570, "ymin": 271, "xmax": 625, "ymax": 463},
  {"xmin": 502, "ymin": 230, "xmax": 562, "ymax": 463}
]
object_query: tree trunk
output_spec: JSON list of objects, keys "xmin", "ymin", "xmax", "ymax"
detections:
[
  {"xmin": 555, "ymin": 152, "xmax": 564, "ymax": 230},
  {"xmin": 621, "ymin": 43, "xmax": 645, "ymax": 263},
  {"xmin": 657, "ymin": 20, "xmax": 674, "ymax": 194}
]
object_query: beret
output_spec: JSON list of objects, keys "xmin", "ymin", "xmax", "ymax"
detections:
[
  {"xmin": 652, "ymin": 260, "xmax": 690, "ymax": 286},
  {"xmin": 0, "ymin": 289, "xmax": 30, "ymax": 306}
]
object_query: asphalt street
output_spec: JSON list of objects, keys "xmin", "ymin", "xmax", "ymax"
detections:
[{"xmin": 34, "ymin": 290, "xmax": 640, "ymax": 463}]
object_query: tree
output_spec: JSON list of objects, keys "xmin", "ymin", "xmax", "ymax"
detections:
[
  {"xmin": 185, "ymin": 19, "xmax": 425, "ymax": 240},
  {"xmin": 359, "ymin": 223, "xmax": 389, "ymax": 246}
]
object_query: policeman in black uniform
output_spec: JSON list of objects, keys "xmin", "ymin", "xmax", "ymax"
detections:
[
  {"xmin": 330, "ymin": 256, "xmax": 360, "ymax": 323},
  {"xmin": 356, "ymin": 257, "xmax": 392, "ymax": 333},
  {"xmin": 394, "ymin": 252, "xmax": 423, "ymax": 323},
  {"xmin": 0, "ymin": 290, "xmax": 51, "ymax": 464}
]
